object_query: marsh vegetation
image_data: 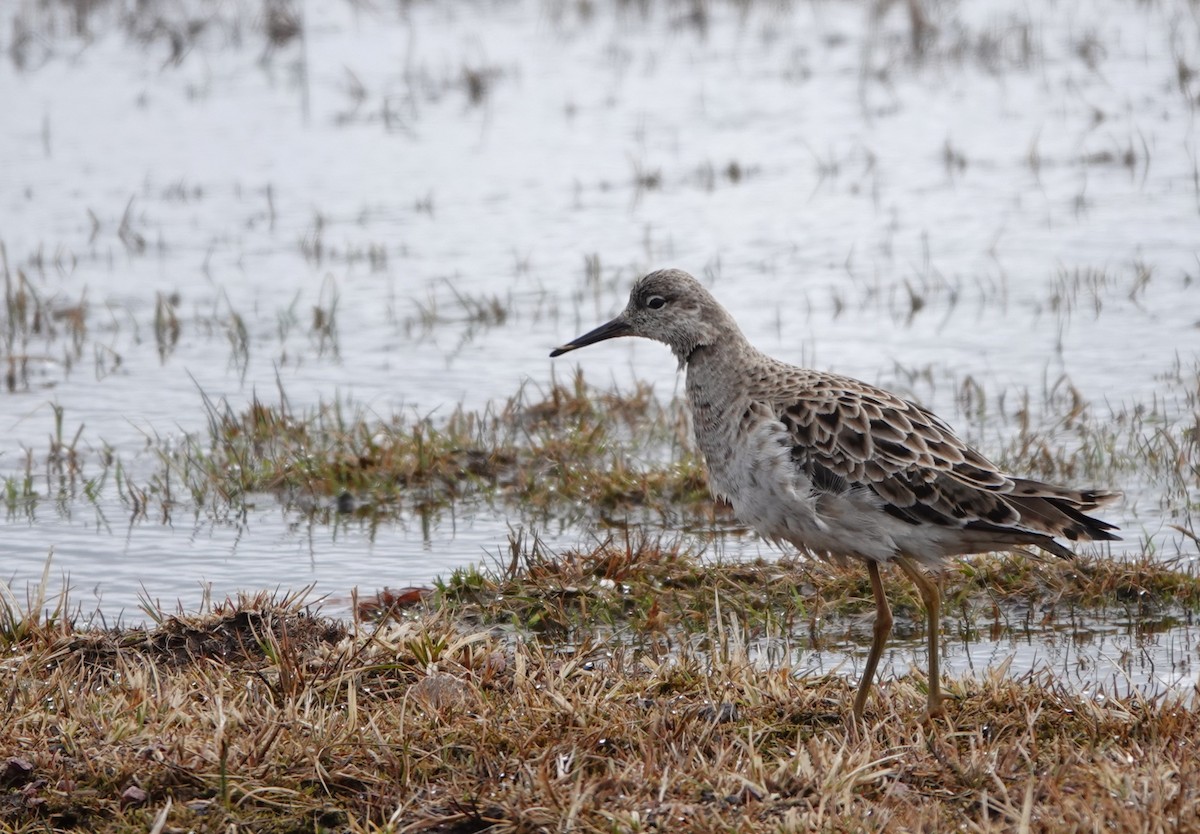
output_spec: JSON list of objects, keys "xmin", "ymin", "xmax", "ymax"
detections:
[{"xmin": 2, "ymin": 0, "xmax": 1199, "ymax": 829}]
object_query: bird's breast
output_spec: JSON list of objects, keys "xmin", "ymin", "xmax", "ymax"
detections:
[
  {"xmin": 688, "ymin": 390, "xmax": 813, "ymax": 526},
  {"xmin": 685, "ymin": 377, "xmax": 902, "ymax": 563}
]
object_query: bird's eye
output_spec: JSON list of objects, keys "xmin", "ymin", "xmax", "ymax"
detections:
[{"xmin": 646, "ymin": 295, "xmax": 667, "ymax": 310}]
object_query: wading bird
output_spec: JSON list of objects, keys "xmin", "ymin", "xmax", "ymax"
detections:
[{"xmin": 551, "ymin": 268, "xmax": 1119, "ymax": 721}]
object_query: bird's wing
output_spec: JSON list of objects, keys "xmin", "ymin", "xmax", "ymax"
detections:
[{"xmin": 772, "ymin": 373, "xmax": 1026, "ymax": 530}]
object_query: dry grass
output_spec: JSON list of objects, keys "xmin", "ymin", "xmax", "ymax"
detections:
[{"xmin": 4, "ymin": 538, "xmax": 1200, "ymax": 833}]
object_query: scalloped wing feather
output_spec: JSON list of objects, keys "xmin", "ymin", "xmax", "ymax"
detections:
[{"xmin": 767, "ymin": 370, "xmax": 1120, "ymax": 548}]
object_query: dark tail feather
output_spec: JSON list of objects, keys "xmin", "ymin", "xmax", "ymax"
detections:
[{"xmin": 1005, "ymin": 478, "xmax": 1121, "ymax": 557}]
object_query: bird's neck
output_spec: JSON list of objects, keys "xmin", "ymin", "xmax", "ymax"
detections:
[
  {"xmin": 681, "ymin": 328, "xmax": 761, "ymax": 381},
  {"xmin": 681, "ymin": 342, "xmax": 712, "ymax": 367},
  {"xmin": 676, "ymin": 317, "xmax": 753, "ymax": 371}
]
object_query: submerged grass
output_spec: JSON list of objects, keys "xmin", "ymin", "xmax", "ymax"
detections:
[
  {"xmin": 428, "ymin": 532, "xmax": 1200, "ymax": 651},
  {"xmin": 15, "ymin": 357, "xmax": 1195, "ymax": 556},
  {"xmin": 3, "ymin": 535, "xmax": 1200, "ymax": 833},
  {"xmin": 6, "ymin": 356, "xmax": 1198, "ymax": 565},
  {"xmin": 119, "ymin": 370, "xmax": 716, "ymax": 529}
]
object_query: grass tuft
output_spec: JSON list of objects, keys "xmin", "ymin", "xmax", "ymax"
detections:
[{"xmin": 4, "ymin": 557, "xmax": 1200, "ymax": 832}]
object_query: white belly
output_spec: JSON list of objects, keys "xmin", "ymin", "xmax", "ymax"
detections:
[{"xmin": 698, "ymin": 406, "xmax": 922, "ymax": 565}]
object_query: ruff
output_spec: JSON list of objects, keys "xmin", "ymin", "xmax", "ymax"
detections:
[{"xmin": 551, "ymin": 268, "xmax": 1119, "ymax": 722}]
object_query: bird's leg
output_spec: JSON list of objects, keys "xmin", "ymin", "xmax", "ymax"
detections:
[
  {"xmin": 853, "ymin": 560, "xmax": 894, "ymax": 723},
  {"xmin": 893, "ymin": 554, "xmax": 944, "ymax": 719}
]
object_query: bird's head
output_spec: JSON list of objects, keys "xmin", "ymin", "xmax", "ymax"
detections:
[{"xmin": 550, "ymin": 268, "xmax": 738, "ymax": 366}]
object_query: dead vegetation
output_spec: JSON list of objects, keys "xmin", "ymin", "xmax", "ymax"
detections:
[{"xmin": 4, "ymin": 540, "xmax": 1200, "ymax": 833}]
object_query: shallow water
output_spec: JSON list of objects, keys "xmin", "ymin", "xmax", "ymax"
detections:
[
  {"xmin": 1, "ymin": 0, "xmax": 1198, "ymax": 687},
  {"xmin": 797, "ymin": 606, "xmax": 1200, "ymax": 700}
]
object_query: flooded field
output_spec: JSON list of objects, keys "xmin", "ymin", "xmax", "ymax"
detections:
[{"xmin": 2, "ymin": 0, "xmax": 1198, "ymax": 693}]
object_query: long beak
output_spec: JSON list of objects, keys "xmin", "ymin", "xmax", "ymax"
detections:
[{"xmin": 549, "ymin": 316, "xmax": 632, "ymax": 357}]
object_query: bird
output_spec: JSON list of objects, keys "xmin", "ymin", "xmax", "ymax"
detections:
[{"xmin": 550, "ymin": 268, "xmax": 1119, "ymax": 722}]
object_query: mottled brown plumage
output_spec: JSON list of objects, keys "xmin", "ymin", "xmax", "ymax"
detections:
[{"xmin": 552, "ymin": 268, "xmax": 1120, "ymax": 722}]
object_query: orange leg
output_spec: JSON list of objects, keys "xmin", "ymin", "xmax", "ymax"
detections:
[
  {"xmin": 853, "ymin": 559, "xmax": 894, "ymax": 722},
  {"xmin": 894, "ymin": 554, "xmax": 944, "ymax": 719}
]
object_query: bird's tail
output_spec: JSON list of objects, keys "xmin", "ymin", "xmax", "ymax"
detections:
[{"xmin": 1006, "ymin": 478, "xmax": 1121, "ymax": 551}]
